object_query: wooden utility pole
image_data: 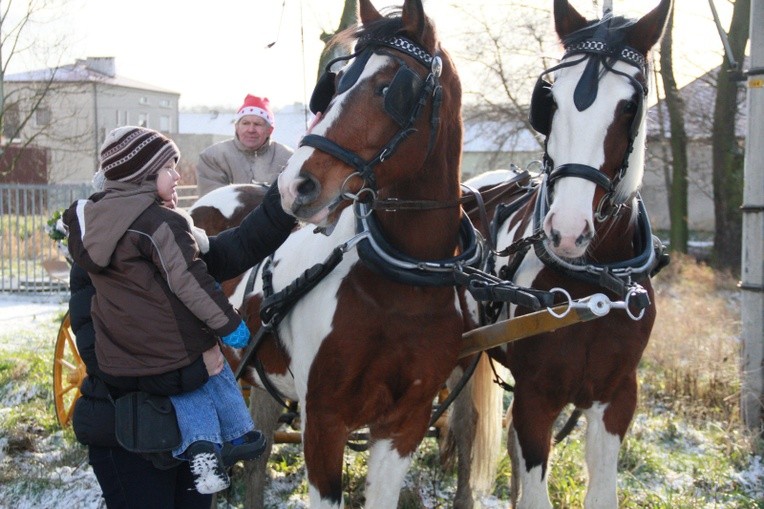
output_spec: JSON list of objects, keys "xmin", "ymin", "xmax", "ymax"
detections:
[{"xmin": 741, "ymin": 0, "xmax": 764, "ymax": 438}]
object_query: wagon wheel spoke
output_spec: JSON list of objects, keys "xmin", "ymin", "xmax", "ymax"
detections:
[{"xmin": 52, "ymin": 312, "xmax": 85, "ymax": 428}]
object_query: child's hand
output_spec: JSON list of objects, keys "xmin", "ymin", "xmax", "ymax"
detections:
[
  {"xmin": 221, "ymin": 321, "xmax": 250, "ymax": 348},
  {"xmin": 202, "ymin": 344, "xmax": 224, "ymax": 376}
]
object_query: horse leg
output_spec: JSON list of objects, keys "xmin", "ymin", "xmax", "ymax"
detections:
[
  {"xmin": 508, "ymin": 390, "xmax": 561, "ymax": 509},
  {"xmin": 582, "ymin": 377, "xmax": 637, "ymax": 509},
  {"xmin": 507, "ymin": 420, "xmax": 520, "ymax": 509},
  {"xmin": 364, "ymin": 439, "xmax": 414, "ymax": 509},
  {"xmin": 243, "ymin": 387, "xmax": 285, "ymax": 509},
  {"xmin": 446, "ymin": 355, "xmax": 504, "ymax": 508},
  {"xmin": 302, "ymin": 411, "xmax": 348, "ymax": 508}
]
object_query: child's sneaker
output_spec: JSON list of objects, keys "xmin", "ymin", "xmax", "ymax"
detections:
[
  {"xmin": 186, "ymin": 441, "xmax": 230, "ymax": 494},
  {"xmin": 221, "ymin": 430, "xmax": 267, "ymax": 467}
]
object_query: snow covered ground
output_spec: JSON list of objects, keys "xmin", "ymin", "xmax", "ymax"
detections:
[{"xmin": 1, "ymin": 292, "xmax": 763, "ymax": 508}]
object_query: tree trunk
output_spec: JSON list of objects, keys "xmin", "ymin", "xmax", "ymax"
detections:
[
  {"xmin": 711, "ymin": 0, "xmax": 750, "ymax": 275},
  {"xmin": 316, "ymin": 0, "xmax": 358, "ymax": 82},
  {"xmin": 659, "ymin": 7, "xmax": 689, "ymax": 254}
]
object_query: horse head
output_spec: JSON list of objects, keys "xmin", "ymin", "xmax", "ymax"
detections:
[
  {"xmin": 531, "ymin": 0, "xmax": 671, "ymax": 260},
  {"xmin": 278, "ymin": 0, "xmax": 462, "ymax": 234}
]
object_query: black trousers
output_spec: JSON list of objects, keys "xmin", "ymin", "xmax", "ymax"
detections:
[{"xmin": 88, "ymin": 444, "xmax": 212, "ymax": 509}]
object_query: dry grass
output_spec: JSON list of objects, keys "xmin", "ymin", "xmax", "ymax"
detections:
[{"xmin": 643, "ymin": 252, "xmax": 743, "ymax": 427}]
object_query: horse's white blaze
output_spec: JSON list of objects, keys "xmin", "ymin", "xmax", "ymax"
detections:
[
  {"xmin": 583, "ymin": 402, "xmax": 620, "ymax": 509},
  {"xmin": 544, "ymin": 58, "xmax": 644, "ymax": 259},
  {"xmin": 226, "ymin": 267, "xmax": 251, "ymax": 309},
  {"xmin": 279, "ymin": 54, "xmax": 393, "ymax": 225},
  {"xmin": 512, "ymin": 427, "xmax": 553, "ymax": 509},
  {"xmin": 365, "ymin": 439, "xmax": 413, "ymax": 509},
  {"xmin": 279, "ymin": 150, "xmax": 312, "ymax": 206}
]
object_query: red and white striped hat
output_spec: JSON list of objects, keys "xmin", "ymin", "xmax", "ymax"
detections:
[{"xmin": 235, "ymin": 94, "xmax": 275, "ymax": 127}]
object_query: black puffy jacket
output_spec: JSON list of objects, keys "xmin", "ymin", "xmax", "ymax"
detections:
[{"xmin": 71, "ymin": 183, "xmax": 295, "ymax": 447}]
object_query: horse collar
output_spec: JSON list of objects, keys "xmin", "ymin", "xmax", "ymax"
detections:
[
  {"xmin": 531, "ymin": 178, "xmax": 661, "ymax": 307},
  {"xmin": 354, "ymin": 202, "xmax": 484, "ymax": 287}
]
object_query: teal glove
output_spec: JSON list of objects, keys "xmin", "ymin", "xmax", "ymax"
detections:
[{"xmin": 221, "ymin": 321, "xmax": 250, "ymax": 348}]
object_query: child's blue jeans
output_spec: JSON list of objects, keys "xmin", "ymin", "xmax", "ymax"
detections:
[{"xmin": 169, "ymin": 361, "xmax": 254, "ymax": 458}]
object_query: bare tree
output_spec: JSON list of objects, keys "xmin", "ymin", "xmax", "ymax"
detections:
[
  {"xmin": 711, "ymin": 0, "xmax": 750, "ymax": 275},
  {"xmin": 454, "ymin": 1, "xmax": 555, "ymax": 161},
  {"xmin": 0, "ymin": 0, "xmax": 87, "ymax": 182},
  {"xmin": 316, "ymin": 0, "xmax": 358, "ymax": 82},
  {"xmin": 658, "ymin": 5, "xmax": 690, "ymax": 254}
]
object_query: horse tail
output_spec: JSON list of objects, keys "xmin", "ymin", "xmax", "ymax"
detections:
[
  {"xmin": 441, "ymin": 353, "xmax": 504, "ymax": 505},
  {"xmin": 469, "ymin": 353, "xmax": 504, "ymax": 494}
]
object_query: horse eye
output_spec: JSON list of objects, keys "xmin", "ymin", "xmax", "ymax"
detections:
[
  {"xmin": 378, "ymin": 85, "xmax": 390, "ymax": 96},
  {"xmin": 623, "ymin": 100, "xmax": 638, "ymax": 115}
]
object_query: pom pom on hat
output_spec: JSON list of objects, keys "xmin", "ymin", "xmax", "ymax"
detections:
[
  {"xmin": 235, "ymin": 95, "xmax": 275, "ymax": 127},
  {"xmin": 99, "ymin": 126, "xmax": 180, "ymax": 184}
]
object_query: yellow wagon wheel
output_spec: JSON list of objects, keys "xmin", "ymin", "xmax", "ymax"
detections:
[{"xmin": 53, "ymin": 311, "xmax": 86, "ymax": 427}]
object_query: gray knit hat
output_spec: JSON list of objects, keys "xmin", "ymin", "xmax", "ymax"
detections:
[{"xmin": 99, "ymin": 126, "xmax": 180, "ymax": 184}]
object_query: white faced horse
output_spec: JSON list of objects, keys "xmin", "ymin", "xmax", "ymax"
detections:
[{"xmin": 487, "ymin": 1, "xmax": 672, "ymax": 507}]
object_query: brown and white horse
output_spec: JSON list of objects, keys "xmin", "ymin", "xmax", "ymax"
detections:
[
  {"xmin": 487, "ymin": 1, "xmax": 672, "ymax": 507},
  {"xmin": 227, "ymin": 0, "xmax": 500, "ymax": 507}
]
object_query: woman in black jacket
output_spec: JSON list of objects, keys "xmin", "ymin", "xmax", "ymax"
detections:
[{"xmin": 70, "ymin": 181, "xmax": 295, "ymax": 509}]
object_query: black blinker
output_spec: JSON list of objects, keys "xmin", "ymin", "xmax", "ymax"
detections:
[
  {"xmin": 384, "ymin": 66, "xmax": 424, "ymax": 127},
  {"xmin": 529, "ymin": 77, "xmax": 554, "ymax": 136},
  {"xmin": 309, "ymin": 71, "xmax": 337, "ymax": 115}
]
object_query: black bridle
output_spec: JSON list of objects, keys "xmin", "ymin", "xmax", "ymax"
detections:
[
  {"xmin": 529, "ymin": 20, "xmax": 649, "ymax": 221},
  {"xmin": 301, "ymin": 34, "xmax": 444, "ymax": 192}
]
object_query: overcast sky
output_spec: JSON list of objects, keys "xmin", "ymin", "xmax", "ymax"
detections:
[{"xmin": 10, "ymin": 0, "xmax": 735, "ymax": 110}]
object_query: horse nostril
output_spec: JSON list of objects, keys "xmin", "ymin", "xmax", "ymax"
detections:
[
  {"xmin": 576, "ymin": 221, "xmax": 594, "ymax": 247},
  {"xmin": 297, "ymin": 178, "xmax": 316, "ymax": 197},
  {"xmin": 550, "ymin": 228, "xmax": 561, "ymax": 247}
]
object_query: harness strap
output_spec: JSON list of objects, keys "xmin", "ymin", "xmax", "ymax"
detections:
[
  {"xmin": 234, "ymin": 248, "xmax": 346, "ymax": 409},
  {"xmin": 428, "ymin": 352, "xmax": 482, "ymax": 428},
  {"xmin": 260, "ymin": 247, "xmax": 346, "ymax": 325},
  {"xmin": 548, "ymin": 163, "xmax": 613, "ymax": 192}
]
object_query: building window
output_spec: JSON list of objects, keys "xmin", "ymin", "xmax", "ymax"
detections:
[
  {"xmin": 159, "ymin": 99, "xmax": 171, "ymax": 108},
  {"xmin": 159, "ymin": 116, "xmax": 171, "ymax": 132},
  {"xmin": 115, "ymin": 110, "xmax": 128, "ymax": 124},
  {"xmin": 139, "ymin": 96, "xmax": 149, "ymax": 105},
  {"xmin": 35, "ymin": 107, "xmax": 52, "ymax": 127},
  {"xmin": 138, "ymin": 114, "xmax": 148, "ymax": 128},
  {"xmin": 3, "ymin": 103, "xmax": 20, "ymax": 140}
]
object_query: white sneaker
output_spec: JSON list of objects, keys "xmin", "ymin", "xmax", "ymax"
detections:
[{"xmin": 187, "ymin": 441, "xmax": 230, "ymax": 494}]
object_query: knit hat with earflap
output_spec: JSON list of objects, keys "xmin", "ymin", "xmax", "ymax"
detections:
[
  {"xmin": 99, "ymin": 126, "xmax": 180, "ymax": 184},
  {"xmin": 235, "ymin": 95, "xmax": 275, "ymax": 127}
]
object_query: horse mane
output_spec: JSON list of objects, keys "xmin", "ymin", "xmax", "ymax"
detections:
[
  {"xmin": 328, "ymin": 6, "xmax": 440, "ymax": 53},
  {"xmin": 562, "ymin": 15, "xmax": 636, "ymax": 49}
]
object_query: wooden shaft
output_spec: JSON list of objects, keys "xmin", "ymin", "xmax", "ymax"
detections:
[{"xmin": 459, "ymin": 304, "xmax": 600, "ymax": 358}]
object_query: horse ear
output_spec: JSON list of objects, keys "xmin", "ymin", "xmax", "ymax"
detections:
[
  {"xmin": 359, "ymin": 0, "xmax": 382, "ymax": 24},
  {"xmin": 400, "ymin": 0, "xmax": 427, "ymax": 40},
  {"xmin": 553, "ymin": 0, "xmax": 588, "ymax": 40},
  {"xmin": 627, "ymin": 0, "xmax": 673, "ymax": 55}
]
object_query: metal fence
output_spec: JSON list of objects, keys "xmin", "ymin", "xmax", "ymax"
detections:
[
  {"xmin": 0, "ymin": 183, "xmax": 91, "ymax": 293},
  {"xmin": 0, "ymin": 184, "xmax": 199, "ymax": 294}
]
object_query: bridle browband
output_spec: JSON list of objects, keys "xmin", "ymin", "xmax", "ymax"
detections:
[{"xmin": 301, "ymin": 34, "xmax": 443, "ymax": 193}]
